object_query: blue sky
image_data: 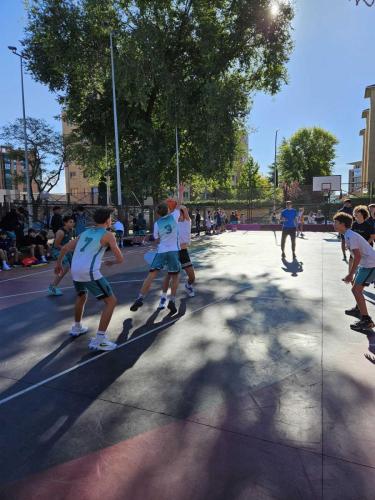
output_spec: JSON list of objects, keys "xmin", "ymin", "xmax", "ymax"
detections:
[{"xmin": 1, "ymin": 0, "xmax": 374, "ymax": 192}]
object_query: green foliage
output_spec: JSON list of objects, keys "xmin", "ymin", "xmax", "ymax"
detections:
[
  {"xmin": 238, "ymin": 155, "xmax": 273, "ymax": 200},
  {"xmin": 277, "ymin": 127, "xmax": 339, "ymax": 185},
  {"xmin": 23, "ymin": 0, "xmax": 294, "ymax": 201}
]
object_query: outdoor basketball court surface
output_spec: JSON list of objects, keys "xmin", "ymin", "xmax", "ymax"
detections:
[{"xmin": 1, "ymin": 231, "xmax": 375, "ymax": 500}]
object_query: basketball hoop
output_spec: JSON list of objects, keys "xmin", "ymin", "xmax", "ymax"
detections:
[{"xmin": 322, "ymin": 188, "xmax": 330, "ymax": 199}]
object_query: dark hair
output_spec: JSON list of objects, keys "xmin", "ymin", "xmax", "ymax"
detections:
[
  {"xmin": 63, "ymin": 215, "xmax": 74, "ymax": 224},
  {"xmin": 368, "ymin": 204, "xmax": 375, "ymax": 209},
  {"xmin": 343, "ymin": 199, "xmax": 352, "ymax": 204},
  {"xmin": 28, "ymin": 228, "xmax": 37, "ymax": 235},
  {"xmin": 333, "ymin": 211, "xmax": 353, "ymax": 228},
  {"xmin": 157, "ymin": 202, "xmax": 168, "ymax": 217},
  {"xmin": 93, "ymin": 208, "xmax": 113, "ymax": 224},
  {"xmin": 53, "ymin": 206, "xmax": 61, "ymax": 211},
  {"xmin": 77, "ymin": 205, "xmax": 85, "ymax": 211},
  {"xmin": 0, "ymin": 231, "xmax": 7, "ymax": 236},
  {"xmin": 354, "ymin": 205, "xmax": 369, "ymax": 220}
]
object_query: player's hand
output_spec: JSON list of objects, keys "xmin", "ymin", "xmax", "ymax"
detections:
[
  {"xmin": 342, "ymin": 274, "xmax": 353, "ymax": 284},
  {"xmin": 55, "ymin": 263, "xmax": 63, "ymax": 276}
]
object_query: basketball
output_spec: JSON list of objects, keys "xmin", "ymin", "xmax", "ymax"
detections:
[{"xmin": 166, "ymin": 198, "xmax": 177, "ymax": 211}]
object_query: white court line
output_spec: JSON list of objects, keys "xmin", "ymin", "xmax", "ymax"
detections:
[
  {"xmin": 0, "ymin": 278, "xmax": 158, "ymax": 300},
  {"xmin": 0, "ymin": 289, "xmax": 244, "ymax": 406},
  {"xmin": 0, "ymin": 268, "xmax": 52, "ymax": 283}
]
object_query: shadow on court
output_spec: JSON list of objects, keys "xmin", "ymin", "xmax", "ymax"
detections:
[{"xmin": 281, "ymin": 257, "xmax": 304, "ymax": 277}]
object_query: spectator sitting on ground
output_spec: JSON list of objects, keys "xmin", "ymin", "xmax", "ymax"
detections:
[
  {"xmin": 315, "ymin": 210, "xmax": 325, "ymax": 224},
  {"xmin": 0, "ymin": 230, "xmax": 20, "ymax": 267},
  {"xmin": 308, "ymin": 211, "xmax": 315, "ymax": 224},
  {"xmin": 50, "ymin": 206, "xmax": 63, "ymax": 235},
  {"xmin": 0, "ymin": 208, "xmax": 24, "ymax": 244},
  {"xmin": 36, "ymin": 230, "xmax": 51, "ymax": 258},
  {"xmin": 20, "ymin": 229, "xmax": 48, "ymax": 263}
]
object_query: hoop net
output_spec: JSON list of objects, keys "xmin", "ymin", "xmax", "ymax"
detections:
[{"xmin": 354, "ymin": 0, "xmax": 375, "ymax": 6}]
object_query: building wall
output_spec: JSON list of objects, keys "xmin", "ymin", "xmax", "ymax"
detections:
[
  {"xmin": 0, "ymin": 147, "xmax": 38, "ymax": 202},
  {"xmin": 62, "ymin": 118, "xmax": 98, "ymax": 204}
]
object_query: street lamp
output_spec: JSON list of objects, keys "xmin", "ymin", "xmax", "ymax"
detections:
[
  {"xmin": 8, "ymin": 46, "xmax": 33, "ymax": 227},
  {"xmin": 273, "ymin": 129, "xmax": 279, "ymax": 210},
  {"xmin": 109, "ymin": 32, "xmax": 122, "ymax": 207}
]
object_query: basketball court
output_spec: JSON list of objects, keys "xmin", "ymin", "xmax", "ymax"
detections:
[{"xmin": 1, "ymin": 231, "xmax": 375, "ymax": 499}]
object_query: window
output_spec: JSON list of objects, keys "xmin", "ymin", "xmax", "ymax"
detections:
[{"xmin": 70, "ymin": 171, "xmax": 76, "ymax": 178}]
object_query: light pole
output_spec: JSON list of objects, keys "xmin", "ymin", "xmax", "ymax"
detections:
[
  {"xmin": 109, "ymin": 32, "xmax": 122, "ymax": 206},
  {"xmin": 273, "ymin": 129, "xmax": 279, "ymax": 211},
  {"xmin": 8, "ymin": 46, "xmax": 33, "ymax": 227},
  {"xmin": 175, "ymin": 126, "xmax": 180, "ymax": 196}
]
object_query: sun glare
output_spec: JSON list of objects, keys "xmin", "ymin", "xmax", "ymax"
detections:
[{"xmin": 270, "ymin": 2, "xmax": 280, "ymax": 17}]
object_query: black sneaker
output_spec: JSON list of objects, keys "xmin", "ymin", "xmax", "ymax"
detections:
[
  {"xmin": 130, "ymin": 297, "xmax": 144, "ymax": 312},
  {"xmin": 350, "ymin": 317, "xmax": 375, "ymax": 332},
  {"xmin": 345, "ymin": 306, "xmax": 361, "ymax": 318},
  {"xmin": 167, "ymin": 300, "xmax": 177, "ymax": 315}
]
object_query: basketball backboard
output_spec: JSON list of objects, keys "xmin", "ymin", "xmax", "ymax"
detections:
[{"xmin": 312, "ymin": 175, "xmax": 341, "ymax": 192}]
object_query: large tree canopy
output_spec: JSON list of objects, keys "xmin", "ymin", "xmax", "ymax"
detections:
[
  {"xmin": 277, "ymin": 127, "xmax": 339, "ymax": 185},
  {"xmin": 23, "ymin": 0, "xmax": 294, "ymax": 202}
]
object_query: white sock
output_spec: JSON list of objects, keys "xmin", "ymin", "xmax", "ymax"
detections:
[
  {"xmin": 161, "ymin": 292, "xmax": 167, "ymax": 299},
  {"xmin": 96, "ymin": 330, "xmax": 106, "ymax": 339},
  {"xmin": 74, "ymin": 322, "xmax": 82, "ymax": 328},
  {"xmin": 169, "ymin": 296, "xmax": 175, "ymax": 302}
]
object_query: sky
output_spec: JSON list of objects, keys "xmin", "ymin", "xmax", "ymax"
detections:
[{"xmin": 0, "ymin": 0, "xmax": 374, "ymax": 193}]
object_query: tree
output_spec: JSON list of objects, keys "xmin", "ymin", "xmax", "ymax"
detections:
[
  {"xmin": 0, "ymin": 117, "xmax": 68, "ymax": 201},
  {"xmin": 238, "ymin": 156, "xmax": 272, "ymax": 200},
  {"xmin": 22, "ymin": 0, "xmax": 294, "ymax": 203},
  {"xmin": 277, "ymin": 127, "xmax": 338, "ymax": 185},
  {"xmin": 353, "ymin": 0, "xmax": 374, "ymax": 6}
]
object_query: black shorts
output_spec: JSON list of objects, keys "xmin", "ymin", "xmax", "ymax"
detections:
[{"xmin": 179, "ymin": 249, "xmax": 193, "ymax": 269}]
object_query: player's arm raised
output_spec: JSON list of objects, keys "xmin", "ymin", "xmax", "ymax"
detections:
[{"xmin": 103, "ymin": 232, "xmax": 124, "ymax": 266}]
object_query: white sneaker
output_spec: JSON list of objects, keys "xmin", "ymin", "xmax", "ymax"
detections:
[
  {"xmin": 69, "ymin": 325, "xmax": 89, "ymax": 337},
  {"xmin": 2, "ymin": 263, "xmax": 11, "ymax": 271},
  {"xmin": 185, "ymin": 283, "xmax": 195, "ymax": 297},
  {"xmin": 41, "ymin": 256, "xmax": 47, "ymax": 263},
  {"xmin": 158, "ymin": 296, "xmax": 167, "ymax": 310},
  {"xmin": 89, "ymin": 336, "xmax": 117, "ymax": 351}
]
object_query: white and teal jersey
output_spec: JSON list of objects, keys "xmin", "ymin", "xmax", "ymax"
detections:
[
  {"xmin": 153, "ymin": 209, "xmax": 180, "ymax": 253},
  {"xmin": 71, "ymin": 227, "xmax": 107, "ymax": 282}
]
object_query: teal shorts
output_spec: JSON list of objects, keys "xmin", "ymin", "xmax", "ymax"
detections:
[
  {"xmin": 51, "ymin": 248, "xmax": 72, "ymax": 267},
  {"xmin": 354, "ymin": 267, "xmax": 375, "ymax": 286},
  {"xmin": 73, "ymin": 277, "xmax": 113, "ymax": 299},
  {"xmin": 150, "ymin": 251, "xmax": 181, "ymax": 274}
]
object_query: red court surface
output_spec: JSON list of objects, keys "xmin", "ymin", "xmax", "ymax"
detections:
[{"xmin": 1, "ymin": 232, "xmax": 375, "ymax": 499}]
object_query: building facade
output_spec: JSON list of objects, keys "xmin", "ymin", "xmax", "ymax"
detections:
[
  {"xmin": 0, "ymin": 147, "xmax": 37, "ymax": 203},
  {"xmin": 62, "ymin": 118, "xmax": 98, "ymax": 205},
  {"xmin": 348, "ymin": 161, "xmax": 362, "ymax": 193},
  {"xmin": 360, "ymin": 85, "xmax": 375, "ymax": 186}
]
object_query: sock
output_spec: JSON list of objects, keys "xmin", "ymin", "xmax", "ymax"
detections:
[
  {"xmin": 161, "ymin": 292, "xmax": 167, "ymax": 299},
  {"xmin": 96, "ymin": 330, "xmax": 106, "ymax": 339},
  {"xmin": 74, "ymin": 322, "xmax": 82, "ymax": 328},
  {"xmin": 137, "ymin": 293, "xmax": 144, "ymax": 300},
  {"xmin": 169, "ymin": 296, "xmax": 175, "ymax": 302}
]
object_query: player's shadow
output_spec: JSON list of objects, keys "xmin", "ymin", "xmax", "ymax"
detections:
[{"xmin": 281, "ymin": 257, "xmax": 304, "ymax": 277}]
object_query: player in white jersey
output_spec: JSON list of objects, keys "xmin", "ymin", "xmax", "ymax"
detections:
[
  {"xmin": 158, "ymin": 206, "xmax": 195, "ymax": 309},
  {"xmin": 335, "ymin": 211, "xmax": 375, "ymax": 332},
  {"xmin": 55, "ymin": 208, "xmax": 124, "ymax": 351},
  {"xmin": 130, "ymin": 200, "xmax": 182, "ymax": 314}
]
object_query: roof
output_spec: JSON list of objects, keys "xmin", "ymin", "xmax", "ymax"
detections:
[{"xmin": 365, "ymin": 84, "xmax": 375, "ymax": 98}]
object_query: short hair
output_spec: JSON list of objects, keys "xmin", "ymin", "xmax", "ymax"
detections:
[
  {"xmin": 0, "ymin": 231, "xmax": 7, "ymax": 236},
  {"xmin": 369, "ymin": 204, "xmax": 375, "ymax": 209},
  {"xmin": 343, "ymin": 199, "xmax": 352, "ymax": 204},
  {"xmin": 63, "ymin": 215, "xmax": 74, "ymax": 224},
  {"xmin": 53, "ymin": 206, "xmax": 61, "ymax": 211},
  {"xmin": 77, "ymin": 205, "xmax": 85, "ymax": 211},
  {"xmin": 333, "ymin": 211, "xmax": 353, "ymax": 228},
  {"xmin": 353, "ymin": 205, "xmax": 369, "ymax": 220},
  {"xmin": 93, "ymin": 208, "xmax": 113, "ymax": 224},
  {"xmin": 157, "ymin": 202, "xmax": 168, "ymax": 217},
  {"xmin": 28, "ymin": 228, "xmax": 37, "ymax": 234},
  {"xmin": 286, "ymin": 200, "xmax": 292, "ymax": 204}
]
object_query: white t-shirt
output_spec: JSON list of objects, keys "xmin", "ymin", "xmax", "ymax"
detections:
[
  {"xmin": 345, "ymin": 229, "xmax": 375, "ymax": 268},
  {"xmin": 179, "ymin": 219, "xmax": 191, "ymax": 245},
  {"xmin": 153, "ymin": 209, "xmax": 180, "ymax": 253},
  {"xmin": 113, "ymin": 221, "xmax": 124, "ymax": 232}
]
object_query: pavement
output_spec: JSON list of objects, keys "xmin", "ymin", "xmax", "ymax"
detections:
[{"xmin": 0, "ymin": 231, "xmax": 375, "ymax": 500}]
